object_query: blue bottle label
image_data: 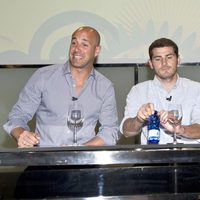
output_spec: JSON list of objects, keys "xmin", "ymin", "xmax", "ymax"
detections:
[
  {"xmin": 148, "ymin": 129, "xmax": 160, "ymax": 143},
  {"xmin": 148, "ymin": 111, "xmax": 160, "ymax": 144}
]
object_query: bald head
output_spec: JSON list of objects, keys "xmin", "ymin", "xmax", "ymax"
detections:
[{"xmin": 72, "ymin": 26, "xmax": 101, "ymax": 46}]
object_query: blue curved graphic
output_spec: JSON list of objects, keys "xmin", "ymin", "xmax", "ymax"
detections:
[
  {"xmin": 30, "ymin": 11, "xmax": 119, "ymax": 53},
  {"xmin": 0, "ymin": 9, "xmax": 200, "ymax": 64}
]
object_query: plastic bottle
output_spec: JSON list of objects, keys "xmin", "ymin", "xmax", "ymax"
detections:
[{"xmin": 147, "ymin": 111, "xmax": 160, "ymax": 144}]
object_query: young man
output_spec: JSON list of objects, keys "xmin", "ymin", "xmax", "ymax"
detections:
[
  {"xmin": 120, "ymin": 38, "xmax": 200, "ymax": 144},
  {"xmin": 4, "ymin": 26, "xmax": 119, "ymax": 147}
]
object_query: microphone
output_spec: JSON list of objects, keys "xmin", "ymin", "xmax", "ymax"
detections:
[
  {"xmin": 72, "ymin": 97, "xmax": 78, "ymax": 101},
  {"xmin": 166, "ymin": 96, "xmax": 172, "ymax": 101}
]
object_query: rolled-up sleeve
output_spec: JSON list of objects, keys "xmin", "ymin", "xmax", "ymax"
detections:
[{"xmin": 119, "ymin": 86, "xmax": 140, "ymax": 134}]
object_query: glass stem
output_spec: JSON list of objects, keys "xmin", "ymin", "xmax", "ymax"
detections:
[
  {"xmin": 73, "ymin": 121, "xmax": 77, "ymax": 145},
  {"xmin": 173, "ymin": 126, "xmax": 177, "ymax": 144}
]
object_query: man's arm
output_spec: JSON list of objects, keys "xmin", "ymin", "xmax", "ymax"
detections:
[
  {"xmin": 122, "ymin": 103, "xmax": 154, "ymax": 137},
  {"xmin": 122, "ymin": 116, "xmax": 144, "ymax": 137},
  {"xmin": 94, "ymin": 83, "xmax": 119, "ymax": 145},
  {"xmin": 3, "ymin": 68, "xmax": 43, "ymax": 146},
  {"xmin": 176, "ymin": 123, "xmax": 200, "ymax": 139},
  {"xmin": 83, "ymin": 136, "xmax": 105, "ymax": 146},
  {"xmin": 159, "ymin": 110, "xmax": 200, "ymax": 139}
]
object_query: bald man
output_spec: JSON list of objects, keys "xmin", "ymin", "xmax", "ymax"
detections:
[{"xmin": 4, "ymin": 26, "xmax": 119, "ymax": 147}]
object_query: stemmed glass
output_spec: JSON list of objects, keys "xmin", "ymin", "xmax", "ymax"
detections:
[
  {"xmin": 67, "ymin": 101, "xmax": 84, "ymax": 146},
  {"xmin": 168, "ymin": 104, "xmax": 183, "ymax": 144}
]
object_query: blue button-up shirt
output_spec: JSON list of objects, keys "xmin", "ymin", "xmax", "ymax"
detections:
[{"xmin": 4, "ymin": 62, "xmax": 119, "ymax": 146}]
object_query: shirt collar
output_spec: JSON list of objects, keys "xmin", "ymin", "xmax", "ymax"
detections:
[
  {"xmin": 153, "ymin": 74, "xmax": 180, "ymax": 89},
  {"xmin": 62, "ymin": 61, "xmax": 70, "ymax": 75},
  {"xmin": 62, "ymin": 61, "xmax": 96, "ymax": 79}
]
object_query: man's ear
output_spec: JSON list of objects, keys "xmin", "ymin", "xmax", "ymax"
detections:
[
  {"xmin": 95, "ymin": 46, "xmax": 101, "ymax": 57},
  {"xmin": 148, "ymin": 59, "xmax": 154, "ymax": 69},
  {"xmin": 177, "ymin": 55, "xmax": 181, "ymax": 66}
]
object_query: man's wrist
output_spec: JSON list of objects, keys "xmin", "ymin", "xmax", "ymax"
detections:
[
  {"xmin": 177, "ymin": 125, "xmax": 185, "ymax": 137},
  {"xmin": 136, "ymin": 116, "xmax": 144, "ymax": 124},
  {"xmin": 11, "ymin": 127, "xmax": 25, "ymax": 141}
]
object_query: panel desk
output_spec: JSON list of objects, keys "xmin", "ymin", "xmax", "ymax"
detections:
[{"xmin": 0, "ymin": 144, "xmax": 200, "ymax": 199}]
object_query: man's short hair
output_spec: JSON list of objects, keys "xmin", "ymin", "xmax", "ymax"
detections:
[{"xmin": 149, "ymin": 38, "xmax": 179, "ymax": 60}]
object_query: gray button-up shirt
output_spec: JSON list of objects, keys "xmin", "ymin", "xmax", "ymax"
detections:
[{"xmin": 4, "ymin": 62, "xmax": 119, "ymax": 146}]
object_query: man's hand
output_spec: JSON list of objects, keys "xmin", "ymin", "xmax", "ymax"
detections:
[
  {"xmin": 158, "ymin": 110, "xmax": 182, "ymax": 134},
  {"xmin": 11, "ymin": 127, "xmax": 40, "ymax": 148},
  {"xmin": 136, "ymin": 103, "xmax": 154, "ymax": 123},
  {"xmin": 17, "ymin": 131, "xmax": 40, "ymax": 147}
]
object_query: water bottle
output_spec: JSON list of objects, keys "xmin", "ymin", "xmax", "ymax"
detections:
[{"xmin": 147, "ymin": 111, "xmax": 160, "ymax": 144}]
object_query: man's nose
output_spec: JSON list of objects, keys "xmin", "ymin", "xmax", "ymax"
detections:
[
  {"xmin": 74, "ymin": 44, "xmax": 81, "ymax": 52},
  {"xmin": 162, "ymin": 57, "xmax": 167, "ymax": 65}
]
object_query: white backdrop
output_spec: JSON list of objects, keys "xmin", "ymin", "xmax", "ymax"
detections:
[{"xmin": 0, "ymin": 0, "xmax": 200, "ymax": 64}]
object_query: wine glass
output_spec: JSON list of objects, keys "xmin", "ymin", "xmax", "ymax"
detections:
[
  {"xmin": 168, "ymin": 104, "xmax": 183, "ymax": 144},
  {"xmin": 67, "ymin": 101, "xmax": 84, "ymax": 146}
]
